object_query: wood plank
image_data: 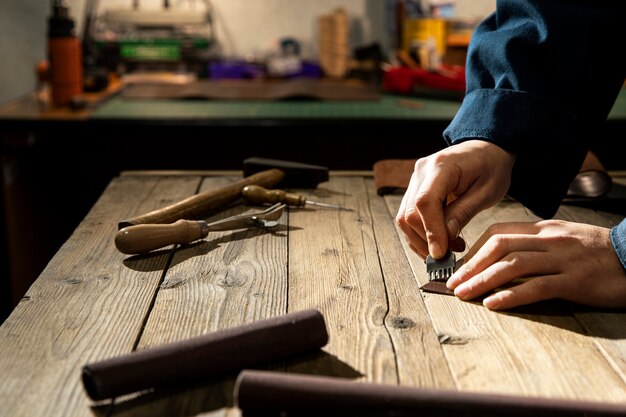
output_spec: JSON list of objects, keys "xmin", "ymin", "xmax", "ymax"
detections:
[
  {"xmin": 287, "ymin": 176, "xmax": 397, "ymax": 384},
  {"xmin": 365, "ymin": 178, "xmax": 455, "ymax": 389},
  {"xmin": 385, "ymin": 195, "xmax": 626, "ymax": 401},
  {"xmin": 553, "ymin": 204, "xmax": 626, "ymax": 384},
  {"xmin": 110, "ymin": 176, "xmax": 289, "ymax": 417},
  {"xmin": 0, "ymin": 174, "xmax": 202, "ymax": 417}
]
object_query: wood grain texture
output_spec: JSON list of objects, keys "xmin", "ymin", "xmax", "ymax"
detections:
[
  {"xmin": 386, "ymin": 195, "xmax": 626, "ymax": 401},
  {"xmin": 111, "ymin": 176, "xmax": 288, "ymax": 417},
  {"xmin": 287, "ymin": 177, "xmax": 397, "ymax": 384},
  {"xmin": 364, "ymin": 178, "xmax": 455, "ymax": 389},
  {"xmin": 2, "ymin": 172, "xmax": 626, "ymax": 417},
  {"xmin": 0, "ymin": 175, "xmax": 201, "ymax": 417}
]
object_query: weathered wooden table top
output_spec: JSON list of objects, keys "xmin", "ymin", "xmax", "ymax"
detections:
[{"xmin": 1, "ymin": 171, "xmax": 626, "ymax": 416}]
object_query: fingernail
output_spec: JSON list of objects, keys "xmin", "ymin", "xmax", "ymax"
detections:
[
  {"xmin": 454, "ymin": 283, "xmax": 469, "ymax": 299},
  {"xmin": 447, "ymin": 218, "xmax": 460, "ymax": 240},
  {"xmin": 446, "ymin": 275, "xmax": 458, "ymax": 289},
  {"xmin": 483, "ymin": 294, "xmax": 501, "ymax": 310}
]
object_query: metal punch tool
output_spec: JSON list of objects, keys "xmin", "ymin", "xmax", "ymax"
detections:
[{"xmin": 426, "ymin": 251, "xmax": 456, "ymax": 282}]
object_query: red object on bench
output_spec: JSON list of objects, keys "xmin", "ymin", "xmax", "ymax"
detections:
[{"xmin": 383, "ymin": 65, "xmax": 465, "ymax": 96}]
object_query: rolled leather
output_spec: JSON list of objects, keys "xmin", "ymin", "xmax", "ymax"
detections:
[
  {"xmin": 82, "ymin": 309, "xmax": 328, "ymax": 401},
  {"xmin": 235, "ymin": 370, "xmax": 626, "ymax": 417}
]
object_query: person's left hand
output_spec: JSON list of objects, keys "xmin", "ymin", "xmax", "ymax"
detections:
[{"xmin": 446, "ymin": 220, "xmax": 626, "ymax": 310}]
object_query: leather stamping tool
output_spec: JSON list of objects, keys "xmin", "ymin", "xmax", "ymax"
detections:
[
  {"xmin": 420, "ymin": 251, "xmax": 458, "ymax": 296},
  {"xmin": 426, "ymin": 251, "xmax": 456, "ymax": 282}
]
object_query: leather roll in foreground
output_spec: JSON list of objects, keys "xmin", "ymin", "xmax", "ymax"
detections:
[
  {"xmin": 234, "ymin": 370, "xmax": 626, "ymax": 417},
  {"xmin": 82, "ymin": 309, "xmax": 328, "ymax": 401}
]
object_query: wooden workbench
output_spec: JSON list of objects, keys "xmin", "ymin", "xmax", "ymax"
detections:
[{"xmin": 1, "ymin": 171, "xmax": 625, "ymax": 416}]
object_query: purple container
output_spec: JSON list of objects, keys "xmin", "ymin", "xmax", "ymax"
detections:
[{"xmin": 209, "ymin": 62, "xmax": 265, "ymax": 79}]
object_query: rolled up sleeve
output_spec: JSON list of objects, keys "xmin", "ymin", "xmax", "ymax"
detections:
[
  {"xmin": 611, "ymin": 220, "xmax": 626, "ymax": 270},
  {"xmin": 444, "ymin": 0, "xmax": 626, "ymax": 218}
]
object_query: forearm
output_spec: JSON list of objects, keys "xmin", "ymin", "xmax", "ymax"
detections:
[{"xmin": 444, "ymin": 0, "xmax": 626, "ymax": 218}]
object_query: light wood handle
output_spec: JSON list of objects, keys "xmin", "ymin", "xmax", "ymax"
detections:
[
  {"xmin": 115, "ymin": 220, "xmax": 209, "ymax": 254},
  {"xmin": 118, "ymin": 169, "xmax": 285, "ymax": 229},
  {"xmin": 242, "ymin": 185, "xmax": 306, "ymax": 207}
]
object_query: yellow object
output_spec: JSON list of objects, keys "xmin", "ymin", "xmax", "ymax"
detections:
[{"xmin": 403, "ymin": 18, "xmax": 447, "ymax": 56}]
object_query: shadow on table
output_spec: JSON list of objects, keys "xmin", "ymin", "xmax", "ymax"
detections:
[
  {"xmin": 122, "ymin": 224, "xmax": 299, "ymax": 272},
  {"xmin": 496, "ymin": 300, "xmax": 626, "ymax": 340},
  {"xmin": 90, "ymin": 351, "xmax": 360, "ymax": 417}
]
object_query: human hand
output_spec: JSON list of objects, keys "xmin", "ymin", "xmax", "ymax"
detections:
[
  {"xmin": 447, "ymin": 220, "xmax": 626, "ymax": 310},
  {"xmin": 395, "ymin": 140, "xmax": 515, "ymax": 259}
]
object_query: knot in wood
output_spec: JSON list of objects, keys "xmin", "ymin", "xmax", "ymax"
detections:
[{"xmin": 390, "ymin": 316, "xmax": 415, "ymax": 329}]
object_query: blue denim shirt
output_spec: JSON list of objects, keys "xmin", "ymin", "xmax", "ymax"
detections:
[{"xmin": 443, "ymin": 0, "xmax": 626, "ymax": 268}]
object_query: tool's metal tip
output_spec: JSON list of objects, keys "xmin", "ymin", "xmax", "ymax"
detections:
[
  {"xmin": 251, "ymin": 217, "xmax": 279, "ymax": 229},
  {"xmin": 306, "ymin": 200, "xmax": 352, "ymax": 211}
]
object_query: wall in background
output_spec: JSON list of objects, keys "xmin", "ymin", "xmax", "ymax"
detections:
[
  {"xmin": 96, "ymin": 0, "xmax": 495, "ymax": 59},
  {"xmin": 0, "ymin": 0, "xmax": 495, "ymax": 105},
  {"xmin": 0, "ymin": 0, "xmax": 49, "ymax": 105}
]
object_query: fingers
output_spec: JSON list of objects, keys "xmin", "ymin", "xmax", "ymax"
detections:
[
  {"xmin": 397, "ymin": 163, "xmax": 451, "ymax": 258},
  {"xmin": 458, "ymin": 222, "xmax": 542, "ymax": 265},
  {"xmin": 482, "ymin": 277, "xmax": 560, "ymax": 310},
  {"xmin": 396, "ymin": 140, "xmax": 514, "ymax": 260},
  {"xmin": 452, "ymin": 251, "xmax": 558, "ymax": 301},
  {"xmin": 417, "ymin": 210, "xmax": 626, "ymax": 310},
  {"xmin": 411, "ymin": 162, "xmax": 455, "ymax": 259},
  {"xmin": 414, "ymin": 189, "xmax": 448, "ymax": 259},
  {"xmin": 445, "ymin": 221, "xmax": 567, "ymax": 310},
  {"xmin": 409, "ymin": 241, "xmax": 428, "ymax": 259},
  {"xmin": 396, "ymin": 172, "xmax": 428, "ymax": 258}
]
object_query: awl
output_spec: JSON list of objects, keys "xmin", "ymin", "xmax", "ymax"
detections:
[{"xmin": 242, "ymin": 185, "xmax": 352, "ymax": 211}]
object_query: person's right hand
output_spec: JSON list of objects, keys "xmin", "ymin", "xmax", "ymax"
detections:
[{"xmin": 395, "ymin": 140, "xmax": 516, "ymax": 259}]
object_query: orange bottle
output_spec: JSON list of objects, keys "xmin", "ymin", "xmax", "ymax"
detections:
[{"xmin": 48, "ymin": 0, "xmax": 82, "ymax": 106}]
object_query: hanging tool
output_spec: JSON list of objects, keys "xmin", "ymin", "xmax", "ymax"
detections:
[
  {"xmin": 242, "ymin": 185, "xmax": 352, "ymax": 211},
  {"xmin": 115, "ymin": 203, "xmax": 286, "ymax": 255}
]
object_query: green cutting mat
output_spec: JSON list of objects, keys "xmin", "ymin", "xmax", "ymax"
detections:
[
  {"xmin": 91, "ymin": 94, "xmax": 462, "ymax": 121},
  {"xmin": 609, "ymin": 88, "xmax": 626, "ymax": 119},
  {"xmin": 92, "ymin": 90, "xmax": 626, "ymax": 121}
]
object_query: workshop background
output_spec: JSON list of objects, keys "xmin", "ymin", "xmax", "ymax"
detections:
[
  {"xmin": 2, "ymin": 0, "xmax": 624, "ymax": 326},
  {"xmin": 0, "ymin": 0, "xmax": 495, "ymax": 105}
]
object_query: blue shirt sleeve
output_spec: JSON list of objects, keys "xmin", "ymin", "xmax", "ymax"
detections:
[
  {"xmin": 444, "ymin": 0, "xmax": 626, "ymax": 219},
  {"xmin": 611, "ymin": 220, "xmax": 626, "ymax": 270}
]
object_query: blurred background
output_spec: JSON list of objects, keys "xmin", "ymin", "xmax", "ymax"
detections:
[
  {"xmin": 0, "ymin": 0, "xmax": 624, "ymax": 323},
  {"xmin": 0, "ymin": 0, "xmax": 495, "ymax": 104}
]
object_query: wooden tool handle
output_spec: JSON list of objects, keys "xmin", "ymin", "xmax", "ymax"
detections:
[
  {"xmin": 115, "ymin": 220, "xmax": 209, "ymax": 255},
  {"xmin": 242, "ymin": 185, "xmax": 306, "ymax": 207},
  {"xmin": 118, "ymin": 169, "xmax": 285, "ymax": 229}
]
